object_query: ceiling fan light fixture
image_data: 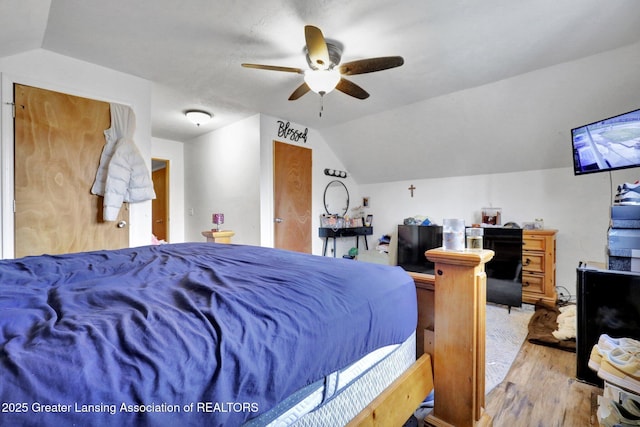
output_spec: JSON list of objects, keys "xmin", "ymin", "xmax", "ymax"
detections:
[
  {"xmin": 304, "ymin": 69, "xmax": 341, "ymax": 95},
  {"xmin": 185, "ymin": 110, "xmax": 212, "ymax": 126}
]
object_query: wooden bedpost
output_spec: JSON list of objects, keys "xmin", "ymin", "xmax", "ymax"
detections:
[{"xmin": 424, "ymin": 248, "xmax": 494, "ymax": 427}]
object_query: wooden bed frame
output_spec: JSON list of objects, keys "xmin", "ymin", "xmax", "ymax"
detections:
[{"xmin": 348, "ymin": 248, "xmax": 495, "ymax": 427}]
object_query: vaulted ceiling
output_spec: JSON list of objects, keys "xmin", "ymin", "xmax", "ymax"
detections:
[{"xmin": 3, "ymin": 0, "xmax": 640, "ymax": 183}]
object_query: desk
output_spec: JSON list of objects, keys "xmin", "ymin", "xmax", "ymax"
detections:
[
  {"xmin": 201, "ymin": 230, "xmax": 235, "ymax": 244},
  {"xmin": 319, "ymin": 226, "xmax": 373, "ymax": 257}
]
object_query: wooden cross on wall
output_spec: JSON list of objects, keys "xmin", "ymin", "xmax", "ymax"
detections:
[{"xmin": 408, "ymin": 184, "xmax": 416, "ymax": 197}]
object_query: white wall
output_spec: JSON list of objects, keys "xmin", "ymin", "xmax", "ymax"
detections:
[
  {"xmin": 323, "ymin": 41, "xmax": 640, "ymax": 184},
  {"xmin": 182, "ymin": 113, "xmax": 355, "ymax": 254},
  {"xmin": 184, "ymin": 114, "xmax": 262, "ymax": 245},
  {"xmin": 152, "ymin": 137, "xmax": 185, "ymax": 243},
  {"xmin": 258, "ymin": 114, "xmax": 357, "ymax": 255},
  {"xmin": 359, "ymin": 166, "xmax": 640, "ymax": 299},
  {"xmin": 327, "ymin": 41, "xmax": 640, "ymax": 300},
  {"xmin": 0, "ymin": 49, "xmax": 153, "ymax": 258}
]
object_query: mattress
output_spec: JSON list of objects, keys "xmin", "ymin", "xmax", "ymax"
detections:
[
  {"xmin": 246, "ymin": 332, "xmax": 415, "ymax": 426},
  {"xmin": 0, "ymin": 243, "xmax": 417, "ymax": 427},
  {"xmin": 293, "ymin": 331, "xmax": 416, "ymax": 427}
]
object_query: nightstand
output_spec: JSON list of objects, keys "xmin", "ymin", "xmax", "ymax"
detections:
[{"xmin": 201, "ymin": 230, "xmax": 235, "ymax": 244}]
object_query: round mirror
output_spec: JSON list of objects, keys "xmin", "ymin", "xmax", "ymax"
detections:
[{"xmin": 324, "ymin": 180, "xmax": 349, "ymax": 216}]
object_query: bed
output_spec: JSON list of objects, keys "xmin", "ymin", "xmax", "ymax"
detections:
[{"xmin": 0, "ymin": 242, "xmax": 425, "ymax": 426}]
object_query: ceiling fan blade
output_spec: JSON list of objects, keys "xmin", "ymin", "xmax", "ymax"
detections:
[
  {"xmin": 335, "ymin": 78, "xmax": 369, "ymax": 100},
  {"xmin": 241, "ymin": 63, "xmax": 304, "ymax": 74},
  {"xmin": 288, "ymin": 82, "xmax": 311, "ymax": 100},
  {"xmin": 305, "ymin": 25, "xmax": 330, "ymax": 70},
  {"xmin": 339, "ymin": 56, "xmax": 405, "ymax": 75}
]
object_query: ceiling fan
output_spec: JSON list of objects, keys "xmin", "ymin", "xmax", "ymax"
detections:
[{"xmin": 241, "ymin": 25, "xmax": 404, "ymax": 102}]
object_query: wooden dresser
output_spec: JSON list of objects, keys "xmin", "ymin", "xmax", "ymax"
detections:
[{"xmin": 522, "ymin": 229, "xmax": 557, "ymax": 307}]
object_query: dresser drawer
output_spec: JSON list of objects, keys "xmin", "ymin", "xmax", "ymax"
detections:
[
  {"xmin": 522, "ymin": 273, "xmax": 545, "ymax": 294},
  {"xmin": 523, "ymin": 252, "xmax": 544, "ymax": 273},
  {"xmin": 523, "ymin": 235, "xmax": 546, "ymax": 251}
]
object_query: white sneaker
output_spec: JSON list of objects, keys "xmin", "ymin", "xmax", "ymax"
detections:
[
  {"xmin": 589, "ymin": 335, "xmax": 640, "ymax": 372},
  {"xmin": 598, "ymin": 347, "xmax": 640, "ymax": 394},
  {"xmin": 620, "ymin": 181, "xmax": 640, "ymax": 193},
  {"xmin": 598, "ymin": 396, "xmax": 640, "ymax": 426},
  {"xmin": 615, "ymin": 190, "xmax": 640, "ymax": 205},
  {"xmin": 622, "ymin": 393, "xmax": 640, "ymax": 417}
]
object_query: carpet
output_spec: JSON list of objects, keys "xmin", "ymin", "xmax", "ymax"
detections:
[{"xmin": 485, "ymin": 303, "xmax": 535, "ymax": 393}]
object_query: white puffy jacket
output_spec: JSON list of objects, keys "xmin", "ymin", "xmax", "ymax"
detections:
[{"xmin": 91, "ymin": 103, "xmax": 155, "ymax": 221}]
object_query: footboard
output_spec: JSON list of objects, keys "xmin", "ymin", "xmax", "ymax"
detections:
[
  {"xmin": 424, "ymin": 248, "xmax": 495, "ymax": 427},
  {"xmin": 347, "ymin": 353, "xmax": 433, "ymax": 426},
  {"xmin": 350, "ymin": 248, "xmax": 495, "ymax": 427}
]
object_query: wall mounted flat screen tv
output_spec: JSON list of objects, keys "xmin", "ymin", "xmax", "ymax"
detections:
[{"xmin": 572, "ymin": 108, "xmax": 640, "ymax": 175}]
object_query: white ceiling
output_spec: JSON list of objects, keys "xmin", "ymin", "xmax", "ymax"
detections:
[{"xmin": 2, "ymin": 0, "xmax": 640, "ymax": 183}]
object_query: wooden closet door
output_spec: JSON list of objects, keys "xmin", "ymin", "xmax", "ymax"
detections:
[
  {"xmin": 14, "ymin": 84, "xmax": 129, "ymax": 258},
  {"xmin": 151, "ymin": 161, "xmax": 169, "ymax": 242},
  {"xmin": 273, "ymin": 140, "xmax": 312, "ymax": 253}
]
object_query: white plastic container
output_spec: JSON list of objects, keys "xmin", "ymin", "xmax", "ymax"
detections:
[{"xmin": 443, "ymin": 219, "xmax": 465, "ymax": 250}]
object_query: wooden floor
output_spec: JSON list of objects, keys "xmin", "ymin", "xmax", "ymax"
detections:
[{"xmin": 485, "ymin": 339, "xmax": 603, "ymax": 426}]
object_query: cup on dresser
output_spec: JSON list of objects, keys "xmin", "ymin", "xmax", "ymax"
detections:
[
  {"xmin": 466, "ymin": 227, "xmax": 484, "ymax": 250},
  {"xmin": 443, "ymin": 218, "xmax": 465, "ymax": 250}
]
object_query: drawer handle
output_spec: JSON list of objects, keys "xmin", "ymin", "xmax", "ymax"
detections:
[
  {"xmin": 523, "ymin": 281, "xmax": 530, "ymax": 287},
  {"xmin": 524, "ymin": 258, "xmax": 531, "ymax": 266}
]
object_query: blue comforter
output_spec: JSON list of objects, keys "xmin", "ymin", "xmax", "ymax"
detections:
[{"xmin": 0, "ymin": 243, "xmax": 416, "ymax": 426}]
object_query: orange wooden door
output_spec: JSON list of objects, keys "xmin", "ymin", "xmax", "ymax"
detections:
[
  {"xmin": 14, "ymin": 84, "xmax": 129, "ymax": 257},
  {"xmin": 152, "ymin": 160, "xmax": 169, "ymax": 242},
  {"xmin": 273, "ymin": 140, "xmax": 312, "ymax": 253}
]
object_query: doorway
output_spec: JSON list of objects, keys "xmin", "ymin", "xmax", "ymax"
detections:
[
  {"xmin": 273, "ymin": 140, "xmax": 312, "ymax": 253},
  {"xmin": 152, "ymin": 158, "xmax": 170, "ymax": 242}
]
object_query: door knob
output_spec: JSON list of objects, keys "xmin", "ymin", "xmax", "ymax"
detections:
[
  {"xmin": 117, "ymin": 221, "xmax": 127, "ymax": 228},
  {"xmin": 274, "ymin": 218, "xmax": 284, "ymax": 223}
]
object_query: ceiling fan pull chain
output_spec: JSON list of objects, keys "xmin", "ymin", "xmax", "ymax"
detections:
[{"xmin": 319, "ymin": 93, "xmax": 324, "ymax": 117}]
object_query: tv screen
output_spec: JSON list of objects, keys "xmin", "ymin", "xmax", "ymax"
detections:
[{"xmin": 572, "ymin": 108, "xmax": 640, "ymax": 175}]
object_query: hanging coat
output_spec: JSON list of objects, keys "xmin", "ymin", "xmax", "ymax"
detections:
[{"xmin": 91, "ymin": 103, "xmax": 156, "ymax": 221}]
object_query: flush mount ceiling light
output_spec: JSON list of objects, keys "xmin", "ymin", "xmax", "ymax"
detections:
[{"xmin": 185, "ymin": 110, "xmax": 212, "ymax": 126}]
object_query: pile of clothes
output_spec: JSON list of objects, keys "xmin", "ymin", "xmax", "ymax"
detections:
[
  {"xmin": 403, "ymin": 215, "xmax": 433, "ymax": 226},
  {"xmin": 551, "ymin": 305, "xmax": 577, "ymax": 341}
]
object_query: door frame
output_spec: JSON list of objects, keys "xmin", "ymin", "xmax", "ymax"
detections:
[
  {"xmin": 0, "ymin": 73, "xmax": 16, "ymax": 259},
  {"xmin": 0, "ymin": 73, "xmax": 132, "ymax": 258},
  {"xmin": 151, "ymin": 158, "xmax": 170, "ymax": 242}
]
